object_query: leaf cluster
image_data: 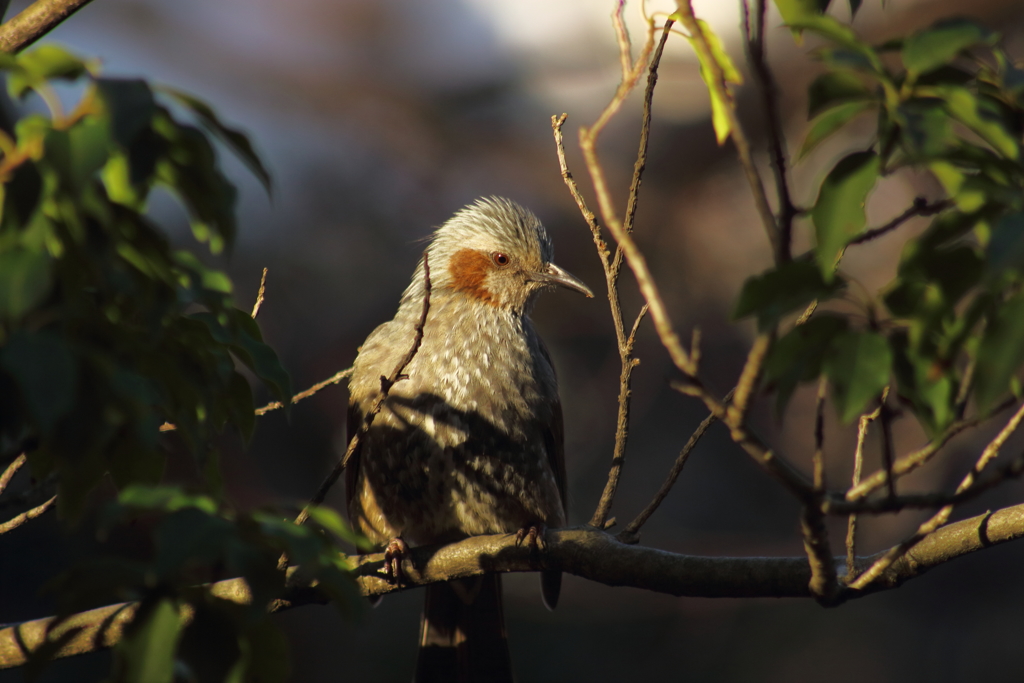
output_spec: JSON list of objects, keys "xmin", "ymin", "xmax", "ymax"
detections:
[
  {"xmin": 736, "ymin": 5, "xmax": 1024, "ymax": 432},
  {"xmin": 0, "ymin": 46, "xmax": 288, "ymax": 519},
  {"xmin": 41, "ymin": 486, "xmax": 365, "ymax": 683}
]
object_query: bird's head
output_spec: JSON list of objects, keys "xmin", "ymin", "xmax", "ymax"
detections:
[{"xmin": 423, "ymin": 197, "xmax": 593, "ymax": 312}]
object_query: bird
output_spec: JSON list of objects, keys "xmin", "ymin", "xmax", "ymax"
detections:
[{"xmin": 345, "ymin": 197, "xmax": 592, "ymax": 682}]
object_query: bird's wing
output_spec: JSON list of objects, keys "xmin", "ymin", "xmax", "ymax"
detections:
[{"xmin": 537, "ymin": 340, "xmax": 568, "ymax": 517}]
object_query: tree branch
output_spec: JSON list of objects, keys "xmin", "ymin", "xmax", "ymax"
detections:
[
  {"xmin": 0, "ymin": 0, "xmax": 94, "ymax": 53},
  {"xmin": 6, "ymin": 504, "xmax": 1024, "ymax": 668},
  {"xmin": 742, "ymin": 0, "xmax": 795, "ymax": 263}
]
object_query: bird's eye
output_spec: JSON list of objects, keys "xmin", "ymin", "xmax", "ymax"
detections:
[{"xmin": 491, "ymin": 252, "xmax": 511, "ymax": 267}]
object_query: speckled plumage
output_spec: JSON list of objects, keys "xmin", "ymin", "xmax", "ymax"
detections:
[{"xmin": 346, "ymin": 197, "xmax": 590, "ymax": 681}]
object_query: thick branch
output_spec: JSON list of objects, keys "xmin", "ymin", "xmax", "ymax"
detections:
[
  {"xmin": 0, "ymin": 0, "xmax": 94, "ymax": 53},
  {"xmin": 5, "ymin": 505, "xmax": 1024, "ymax": 668}
]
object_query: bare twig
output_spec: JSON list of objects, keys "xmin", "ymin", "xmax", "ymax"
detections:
[
  {"xmin": 0, "ymin": 0, "xmax": 94, "ymax": 53},
  {"xmin": 846, "ymin": 400, "xmax": 883, "ymax": 578},
  {"xmin": 0, "ymin": 495, "xmax": 56, "ymax": 535},
  {"xmin": 850, "ymin": 400, "xmax": 1024, "ymax": 590},
  {"xmin": 0, "ymin": 453, "xmax": 25, "ymax": 495},
  {"xmin": 583, "ymin": 20, "xmax": 671, "ymax": 528},
  {"xmin": 285, "ymin": 252, "xmax": 433, "ymax": 546},
  {"xmin": 879, "ymin": 396, "xmax": 897, "ymax": 499},
  {"xmin": 620, "ymin": 389, "xmax": 733, "ymax": 542},
  {"xmin": 726, "ymin": 333, "xmax": 771, "ymax": 430},
  {"xmin": 827, "ymin": 455, "xmax": 1024, "ymax": 515},
  {"xmin": 159, "ymin": 367, "xmax": 355, "ymax": 433},
  {"xmin": 743, "ymin": 0, "xmax": 795, "ymax": 263},
  {"xmin": 675, "ymin": 0, "xmax": 780, "ymax": 263},
  {"xmin": 847, "ymin": 398, "xmax": 1016, "ymax": 501},
  {"xmin": 848, "ymin": 199, "xmax": 952, "ymax": 246},
  {"xmin": 250, "ymin": 267, "xmax": 268, "ymax": 318}
]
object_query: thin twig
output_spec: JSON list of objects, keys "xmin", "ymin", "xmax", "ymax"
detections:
[
  {"xmin": 584, "ymin": 21, "xmax": 671, "ymax": 528},
  {"xmin": 250, "ymin": 267, "xmax": 268, "ymax": 318},
  {"xmin": 0, "ymin": 454, "xmax": 26, "ymax": 495},
  {"xmin": 254, "ymin": 368, "xmax": 354, "ymax": 417},
  {"xmin": 726, "ymin": 333, "xmax": 771, "ymax": 430},
  {"xmin": 827, "ymin": 455, "xmax": 1024, "ymax": 515},
  {"xmin": 0, "ymin": 495, "xmax": 56, "ymax": 534},
  {"xmin": 846, "ymin": 399, "xmax": 883, "ymax": 579},
  {"xmin": 285, "ymin": 252, "xmax": 433, "ymax": 547},
  {"xmin": 159, "ymin": 367, "xmax": 355, "ymax": 432},
  {"xmin": 743, "ymin": 0, "xmax": 795, "ymax": 263},
  {"xmin": 846, "ymin": 398, "xmax": 1016, "ymax": 501},
  {"xmin": 620, "ymin": 389, "xmax": 733, "ymax": 542},
  {"xmin": 879, "ymin": 396, "xmax": 896, "ymax": 499},
  {"xmin": 0, "ymin": 0, "xmax": 95, "ymax": 53},
  {"xmin": 850, "ymin": 400, "xmax": 1024, "ymax": 590},
  {"xmin": 813, "ymin": 377, "xmax": 827, "ymax": 491},
  {"xmin": 848, "ymin": 199, "xmax": 952, "ymax": 246},
  {"xmin": 675, "ymin": 0, "xmax": 780, "ymax": 263}
]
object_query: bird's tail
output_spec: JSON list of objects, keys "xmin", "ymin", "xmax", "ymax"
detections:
[{"xmin": 414, "ymin": 573, "xmax": 513, "ymax": 683}]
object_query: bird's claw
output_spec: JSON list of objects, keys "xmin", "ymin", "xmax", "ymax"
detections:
[
  {"xmin": 383, "ymin": 537, "xmax": 409, "ymax": 583},
  {"xmin": 515, "ymin": 523, "xmax": 545, "ymax": 551}
]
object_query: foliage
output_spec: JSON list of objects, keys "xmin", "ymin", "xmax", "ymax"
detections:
[
  {"xmin": 0, "ymin": 45, "xmax": 360, "ymax": 681},
  {"xmin": 734, "ymin": 4, "xmax": 1024, "ymax": 433}
]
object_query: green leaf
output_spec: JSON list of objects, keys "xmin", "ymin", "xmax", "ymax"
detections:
[
  {"xmin": 96, "ymin": 78, "xmax": 157, "ymax": 149},
  {"xmin": 773, "ymin": 0, "xmax": 831, "ymax": 24},
  {"xmin": 305, "ymin": 506, "xmax": 373, "ymax": 550},
  {"xmin": 799, "ymin": 100, "xmax": 874, "ymax": 158},
  {"xmin": 0, "ymin": 160, "xmax": 43, "ymax": 230},
  {"xmin": 734, "ymin": 260, "xmax": 845, "ymax": 329},
  {"xmin": 0, "ymin": 330, "xmax": 77, "ymax": 431},
  {"xmin": 158, "ymin": 86, "xmax": 272, "ymax": 195},
  {"xmin": 975, "ymin": 292, "xmax": 1024, "ymax": 410},
  {"xmin": 788, "ymin": 15, "xmax": 884, "ymax": 75},
  {"xmin": 824, "ymin": 330, "xmax": 892, "ymax": 423},
  {"xmin": 0, "ymin": 247, "xmax": 52, "ymax": 320},
  {"xmin": 807, "ymin": 71, "xmax": 872, "ymax": 118},
  {"xmin": 8, "ymin": 45, "xmax": 87, "ymax": 99},
  {"xmin": 119, "ymin": 484, "xmax": 218, "ymax": 514},
  {"xmin": 115, "ymin": 598, "xmax": 182, "ymax": 683},
  {"xmin": 903, "ymin": 19, "xmax": 991, "ymax": 80},
  {"xmin": 986, "ymin": 212, "xmax": 1024, "ymax": 278},
  {"xmin": 763, "ymin": 314, "xmax": 849, "ymax": 417},
  {"xmin": 812, "ymin": 150, "xmax": 880, "ymax": 278},
  {"xmin": 192, "ymin": 309, "xmax": 292, "ymax": 404}
]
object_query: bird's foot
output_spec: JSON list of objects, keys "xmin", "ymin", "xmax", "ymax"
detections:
[
  {"xmin": 514, "ymin": 523, "xmax": 546, "ymax": 551},
  {"xmin": 383, "ymin": 536, "xmax": 409, "ymax": 583}
]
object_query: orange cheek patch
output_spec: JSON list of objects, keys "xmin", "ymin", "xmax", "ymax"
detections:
[{"xmin": 449, "ymin": 249, "xmax": 498, "ymax": 305}]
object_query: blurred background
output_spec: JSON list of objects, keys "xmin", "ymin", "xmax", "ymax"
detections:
[{"xmin": 3, "ymin": 0, "xmax": 1024, "ymax": 680}]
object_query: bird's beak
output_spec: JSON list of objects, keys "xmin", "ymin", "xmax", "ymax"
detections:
[{"xmin": 533, "ymin": 262, "xmax": 594, "ymax": 298}]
